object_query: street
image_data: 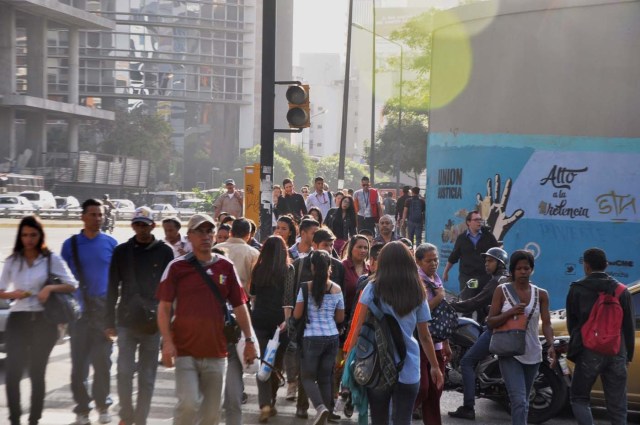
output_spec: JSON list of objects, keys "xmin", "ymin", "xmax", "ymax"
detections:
[{"xmin": 0, "ymin": 219, "xmax": 622, "ymax": 425}]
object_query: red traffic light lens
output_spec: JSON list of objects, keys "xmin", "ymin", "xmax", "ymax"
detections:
[{"xmin": 286, "ymin": 85, "xmax": 308, "ymax": 105}]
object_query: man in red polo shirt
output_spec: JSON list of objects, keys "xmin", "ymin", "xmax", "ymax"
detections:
[{"xmin": 157, "ymin": 213, "xmax": 257, "ymax": 425}]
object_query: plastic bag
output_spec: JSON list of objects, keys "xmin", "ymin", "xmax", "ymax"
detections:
[
  {"xmin": 236, "ymin": 327, "xmax": 261, "ymax": 374},
  {"xmin": 257, "ymin": 327, "xmax": 280, "ymax": 382}
]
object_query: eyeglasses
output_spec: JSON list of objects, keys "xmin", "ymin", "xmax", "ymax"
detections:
[
  {"xmin": 191, "ymin": 228, "xmax": 214, "ymax": 236},
  {"xmin": 470, "ymin": 218, "xmax": 483, "ymax": 222}
]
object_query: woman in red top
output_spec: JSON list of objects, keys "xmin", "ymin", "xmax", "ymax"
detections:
[{"xmin": 341, "ymin": 235, "xmax": 370, "ymax": 320}]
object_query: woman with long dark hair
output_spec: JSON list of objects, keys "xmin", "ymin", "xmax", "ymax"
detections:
[
  {"xmin": 341, "ymin": 234, "xmax": 370, "ymax": 319},
  {"xmin": 307, "ymin": 206, "xmax": 324, "ymax": 228},
  {"xmin": 346, "ymin": 241, "xmax": 443, "ymax": 425},
  {"xmin": 250, "ymin": 235, "xmax": 295, "ymax": 422},
  {"xmin": 328, "ymin": 195, "xmax": 357, "ymax": 256},
  {"xmin": 293, "ymin": 250, "xmax": 345, "ymax": 425},
  {"xmin": 0, "ymin": 215, "xmax": 77, "ymax": 425},
  {"xmin": 274, "ymin": 215, "xmax": 298, "ymax": 248}
]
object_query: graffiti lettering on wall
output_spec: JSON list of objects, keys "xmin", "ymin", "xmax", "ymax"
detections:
[
  {"xmin": 437, "ymin": 168, "xmax": 463, "ymax": 199},
  {"xmin": 538, "ymin": 165, "xmax": 590, "ymax": 219},
  {"xmin": 539, "ymin": 165, "xmax": 588, "ymax": 189},
  {"xmin": 596, "ymin": 191, "xmax": 636, "ymax": 222}
]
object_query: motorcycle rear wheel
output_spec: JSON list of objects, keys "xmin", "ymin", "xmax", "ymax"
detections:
[{"xmin": 526, "ymin": 363, "xmax": 568, "ymax": 424}]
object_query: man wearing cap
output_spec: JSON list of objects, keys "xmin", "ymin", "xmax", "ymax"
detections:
[
  {"xmin": 305, "ymin": 176, "xmax": 334, "ymax": 219},
  {"xmin": 213, "ymin": 179, "xmax": 243, "ymax": 219},
  {"xmin": 157, "ymin": 214, "xmax": 257, "ymax": 425},
  {"xmin": 105, "ymin": 207, "xmax": 174, "ymax": 425}
]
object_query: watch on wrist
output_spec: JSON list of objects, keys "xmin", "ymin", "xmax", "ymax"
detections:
[{"xmin": 245, "ymin": 337, "xmax": 255, "ymax": 343}]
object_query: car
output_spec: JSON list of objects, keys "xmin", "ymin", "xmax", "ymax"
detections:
[
  {"xmin": 0, "ymin": 298, "xmax": 10, "ymax": 352},
  {"xmin": 175, "ymin": 198, "xmax": 204, "ymax": 218},
  {"xmin": 54, "ymin": 195, "xmax": 80, "ymax": 209},
  {"xmin": 18, "ymin": 190, "xmax": 56, "ymax": 210},
  {"xmin": 111, "ymin": 199, "xmax": 136, "ymax": 220},
  {"xmin": 0, "ymin": 195, "xmax": 34, "ymax": 218},
  {"xmin": 550, "ymin": 281, "xmax": 640, "ymax": 411},
  {"xmin": 150, "ymin": 203, "xmax": 178, "ymax": 220}
]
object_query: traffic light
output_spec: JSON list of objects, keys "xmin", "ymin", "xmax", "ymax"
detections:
[{"xmin": 286, "ymin": 84, "xmax": 310, "ymax": 129}]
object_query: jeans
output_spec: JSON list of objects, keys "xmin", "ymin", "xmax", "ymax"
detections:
[
  {"xmin": 5, "ymin": 312, "xmax": 58, "ymax": 425},
  {"xmin": 460, "ymin": 328, "xmax": 492, "ymax": 408},
  {"xmin": 570, "ymin": 349, "xmax": 628, "ymax": 425},
  {"xmin": 69, "ymin": 317, "xmax": 113, "ymax": 414},
  {"xmin": 116, "ymin": 327, "xmax": 160, "ymax": 425},
  {"xmin": 300, "ymin": 336, "xmax": 339, "ymax": 412},
  {"xmin": 416, "ymin": 349, "xmax": 445, "ymax": 425},
  {"xmin": 407, "ymin": 221, "xmax": 423, "ymax": 245},
  {"xmin": 223, "ymin": 343, "xmax": 243, "ymax": 425},
  {"xmin": 174, "ymin": 356, "xmax": 226, "ymax": 425},
  {"xmin": 499, "ymin": 357, "xmax": 539, "ymax": 425},
  {"xmin": 368, "ymin": 380, "xmax": 420, "ymax": 425},
  {"xmin": 255, "ymin": 327, "xmax": 286, "ymax": 408}
]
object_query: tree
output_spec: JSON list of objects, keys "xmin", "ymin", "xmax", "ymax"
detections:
[
  {"xmin": 274, "ymin": 139, "xmax": 316, "ymax": 186},
  {"xmin": 230, "ymin": 145, "xmax": 294, "ymax": 189},
  {"xmin": 315, "ymin": 155, "xmax": 367, "ymax": 191},
  {"xmin": 373, "ymin": 111, "xmax": 428, "ymax": 185}
]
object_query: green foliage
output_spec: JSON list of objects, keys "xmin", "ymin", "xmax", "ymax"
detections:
[
  {"xmin": 274, "ymin": 139, "xmax": 316, "ymax": 186},
  {"xmin": 231, "ymin": 145, "xmax": 294, "ymax": 187},
  {"xmin": 315, "ymin": 155, "xmax": 368, "ymax": 191},
  {"xmin": 191, "ymin": 187, "xmax": 223, "ymax": 213},
  {"xmin": 374, "ymin": 111, "xmax": 428, "ymax": 186}
]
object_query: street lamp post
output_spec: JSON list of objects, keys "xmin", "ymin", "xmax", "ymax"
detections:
[{"xmin": 352, "ymin": 22, "xmax": 404, "ymax": 193}]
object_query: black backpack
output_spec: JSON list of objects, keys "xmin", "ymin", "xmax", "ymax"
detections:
[{"xmin": 352, "ymin": 296, "xmax": 407, "ymax": 391}]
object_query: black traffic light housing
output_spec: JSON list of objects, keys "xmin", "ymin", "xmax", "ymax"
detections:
[{"xmin": 285, "ymin": 84, "xmax": 310, "ymax": 129}]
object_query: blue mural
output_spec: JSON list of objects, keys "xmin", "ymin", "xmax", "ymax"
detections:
[{"xmin": 426, "ymin": 133, "xmax": 640, "ymax": 309}]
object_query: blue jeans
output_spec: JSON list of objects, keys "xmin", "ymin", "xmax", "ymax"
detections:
[
  {"xmin": 223, "ymin": 343, "xmax": 243, "ymax": 425},
  {"xmin": 570, "ymin": 349, "xmax": 628, "ymax": 425},
  {"xmin": 407, "ymin": 221, "xmax": 423, "ymax": 245},
  {"xmin": 69, "ymin": 317, "xmax": 113, "ymax": 414},
  {"xmin": 499, "ymin": 357, "xmax": 540, "ymax": 425},
  {"xmin": 116, "ymin": 327, "xmax": 160, "ymax": 425},
  {"xmin": 174, "ymin": 356, "xmax": 226, "ymax": 425},
  {"xmin": 461, "ymin": 328, "xmax": 492, "ymax": 408},
  {"xmin": 367, "ymin": 380, "xmax": 420, "ymax": 425},
  {"xmin": 300, "ymin": 336, "xmax": 339, "ymax": 411}
]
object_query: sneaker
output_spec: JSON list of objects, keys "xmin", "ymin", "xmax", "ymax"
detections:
[
  {"xmin": 448, "ymin": 405, "xmax": 476, "ymax": 420},
  {"xmin": 98, "ymin": 409, "xmax": 112, "ymax": 424},
  {"xmin": 258, "ymin": 406, "xmax": 277, "ymax": 423},
  {"xmin": 327, "ymin": 412, "xmax": 341, "ymax": 423},
  {"xmin": 295, "ymin": 408, "xmax": 308, "ymax": 419},
  {"xmin": 343, "ymin": 398, "xmax": 354, "ymax": 418},
  {"xmin": 286, "ymin": 382, "xmax": 297, "ymax": 401},
  {"xmin": 74, "ymin": 413, "xmax": 91, "ymax": 425},
  {"xmin": 313, "ymin": 406, "xmax": 329, "ymax": 425}
]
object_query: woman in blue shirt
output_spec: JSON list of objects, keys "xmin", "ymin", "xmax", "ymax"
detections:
[
  {"xmin": 293, "ymin": 250, "xmax": 345, "ymax": 425},
  {"xmin": 346, "ymin": 241, "xmax": 444, "ymax": 425}
]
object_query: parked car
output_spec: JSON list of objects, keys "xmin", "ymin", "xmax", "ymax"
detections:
[
  {"xmin": 54, "ymin": 195, "xmax": 80, "ymax": 209},
  {"xmin": 550, "ymin": 280, "xmax": 640, "ymax": 411},
  {"xmin": 111, "ymin": 199, "xmax": 136, "ymax": 220},
  {"xmin": 18, "ymin": 190, "xmax": 56, "ymax": 210},
  {"xmin": 0, "ymin": 195, "xmax": 34, "ymax": 218},
  {"xmin": 175, "ymin": 198, "xmax": 204, "ymax": 218},
  {"xmin": 150, "ymin": 203, "xmax": 178, "ymax": 220}
]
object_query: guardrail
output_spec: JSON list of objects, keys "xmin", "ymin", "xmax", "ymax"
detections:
[{"xmin": 0, "ymin": 208, "xmax": 191, "ymax": 222}]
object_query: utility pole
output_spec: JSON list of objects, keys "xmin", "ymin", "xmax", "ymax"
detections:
[
  {"xmin": 337, "ymin": 0, "xmax": 354, "ymax": 190},
  {"xmin": 369, "ymin": 1, "xmax": 376, "ymax": 184},
  {"xmin": 259, "ymin": 0, "xmax": 276, "ymax": 241}
]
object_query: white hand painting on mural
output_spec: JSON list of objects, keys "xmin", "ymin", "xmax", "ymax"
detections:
[{"xmin": 476, "ymin": 174, "xmax": 524, "ymax": 243}]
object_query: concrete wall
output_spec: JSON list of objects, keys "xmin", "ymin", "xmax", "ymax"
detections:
[{"xmin": 430, "ymin": 0, "xmax": 640, "ymax": 138}]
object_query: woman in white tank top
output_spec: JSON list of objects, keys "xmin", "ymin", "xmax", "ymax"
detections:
[{"xmin": 486, "ymin": 250, "xmax": 556, "ymax": 425}]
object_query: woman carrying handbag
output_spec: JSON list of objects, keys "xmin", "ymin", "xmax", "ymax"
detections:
[
  {"xmin": 486, "ymin": 250, "xmax": 556, "ymax": 425},
  {"xmin": 0, "ymin": 215, "xmax": 77, "ymax": 425}
]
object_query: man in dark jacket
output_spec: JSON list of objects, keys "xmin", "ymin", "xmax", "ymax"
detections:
[
  {"xmin": 105, "ymin": 207, "xmax": 174, "ymax": 425},
  {"xmin": 276, "ymin": 178, "xmax": 307, "ymax": 222},
  {"xmin": 566, "ymin": 247, "xmax": 635, "ymax": 425},
  {"xmin": 395, "ymin": 186, "xmax": 410, "ymax": 238},
  {"xmin": 443, "ymin": 210, "xmax": 499, "ymax": 300}
]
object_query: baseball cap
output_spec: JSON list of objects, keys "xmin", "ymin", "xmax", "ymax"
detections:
[
  {"xmin": 224, "ymin": 179, "xmax": 235, "ymax": 185},
  {"xmin": 131, "ymin": 207, "xmax": 154, "ymax": 225},
  {"xmin": 187, "ymin": 213, "xmax": 216, "ymax": 231}
]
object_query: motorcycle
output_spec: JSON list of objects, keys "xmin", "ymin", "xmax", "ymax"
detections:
[
  {"xmin": 446, "ymin": 317, "xmax": 571, "ymax": 424},
  {"xmin": 101, "ymin": 208, "xmax": 115, "ymax": 234}
]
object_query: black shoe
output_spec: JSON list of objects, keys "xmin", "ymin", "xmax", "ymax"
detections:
[
  {"xmin": 242, "ymin": 392, "xmax": 248, "ymax": 405},
  {"xmin": 295, "ymin": 408, "xmax": 308, "ymax": 419},
  {"xmin": 448, "ymin": 405, "xmax": 476, "ymax": 420},
  {"xmin": 343, "ymin": 399, "xmax": 353, "ymax": 418},
  {"xmin": 328, "ymin": 412, "xmax": 340, "ymax": 423}
]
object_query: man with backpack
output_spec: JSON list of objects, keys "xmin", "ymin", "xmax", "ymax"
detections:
[
  {"xmin": 566, "ymin": 247, "xmax": 635, "ymax": 425},
  {"xmin": 402, "ymin": 187, "xmax": 425, "ymax": 245}
]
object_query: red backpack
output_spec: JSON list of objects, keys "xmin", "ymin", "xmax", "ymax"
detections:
[{"xmin": 581, "ymin": 283, "xmax": 626, "ymax": 356}]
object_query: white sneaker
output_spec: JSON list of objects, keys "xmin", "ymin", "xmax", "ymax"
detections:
[
  {"xmin": 74, "ymin": 413, "xmax": 91, "ymax": 425},
  {"xmin": 313, "ymin": 406, "xmax": 329, "ymax": 425},
  {"xmin": 98, "ymin": 409, "xmax": 112, "ymax": 424}
]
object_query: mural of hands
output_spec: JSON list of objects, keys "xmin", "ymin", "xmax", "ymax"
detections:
[{"xmin": 476, "ymin": 174, "xmax": 524, "ymax": 242}]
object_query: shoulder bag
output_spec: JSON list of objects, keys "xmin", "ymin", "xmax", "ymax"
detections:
[
  {"xmin": 489, "ymin": 283, "xmax": 539, "ymax": 357},
  {"xmin": 286, "ymin": 282, "xmax": 309, "ymax": 351},
  {"xmin": 426, "ymin": 281, "xmax": 458, "ymax": 342},
  {"xmin": 187, "ymin": 253, "xmax": 241, "ymax": 344},
  {"xmin": 43, "ymin": 254, "xmax": 81, "ymax": 325}
]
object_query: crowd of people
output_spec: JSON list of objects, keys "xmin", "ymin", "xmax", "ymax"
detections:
[{"xmin": 0, "ymin": 175, "xmax": 634, "ymax": 425}]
